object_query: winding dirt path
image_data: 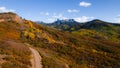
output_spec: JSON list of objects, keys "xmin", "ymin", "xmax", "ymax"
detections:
[{"xmin": 29, "ymin": 47, "xmax": 42, "ymax": 68}]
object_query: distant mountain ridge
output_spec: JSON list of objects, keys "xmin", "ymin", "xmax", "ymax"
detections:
[
  {"xmin": 82, "ymin": 19, "xmax": 120, "ymax": 28},
  {"xmin": 47, "ymin": 19, "xmax": 83, "ymax": 31},
  {"xmin": 46, "ymin": 19, "xmax": 120, "ymax": 43},
  {"xmin": 46, "ymin": 19, "xmax": 120, "ymax": 31}
]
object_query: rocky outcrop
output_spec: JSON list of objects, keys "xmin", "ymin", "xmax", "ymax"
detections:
[{"xmin": 0, "ymin": 12, "xmax": 23, "ymax": 24}]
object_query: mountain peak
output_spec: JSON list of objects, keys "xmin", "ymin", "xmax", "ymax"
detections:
[
  {"xmin": 54, "ymin": 19, "xmax": 78, "ymax": 25},
  {"xmin": 91, "ymin": 19, "xmax": 105, "ymax": 23},
  {"xmin": 92, "ymin": 19, "xmax": 102, "ymax": 21}
]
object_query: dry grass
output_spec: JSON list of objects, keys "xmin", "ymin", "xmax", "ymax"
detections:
[{"xmin": 0, "ymin": 40, "xmax": 31, "ymax": 68}]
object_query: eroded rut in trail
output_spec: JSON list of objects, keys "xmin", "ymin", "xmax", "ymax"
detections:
[{"xmin": 29, "ymin": 47, "xmax": 42, "ymax": 68}]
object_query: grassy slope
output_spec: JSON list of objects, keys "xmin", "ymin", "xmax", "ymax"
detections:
[
  {"xmin": 0, "ymin": 40, "xmax": 31, "ymax": 68},
  {"xmin": 82, "ymin": 23, "xmax": 120, "ymax": 42},
  {"xmin": 0, "ymin": 21, "xmax": 31, "ymax": 68},
  {"xmin": 21, "ymin": 22, "xmax": 120, "ymax": 68}
]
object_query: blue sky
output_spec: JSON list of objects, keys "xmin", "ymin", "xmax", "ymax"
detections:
[{"xmin": 0, "ymin": 0, "xmax": 120, "ymax": 23}]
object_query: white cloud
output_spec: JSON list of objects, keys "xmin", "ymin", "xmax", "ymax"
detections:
[
  {"xmin": 114, "ymin": 15, "xmax": 120, "ymax": 23},
  {"xmin": 67, "ymin": 9, "xmax": 79, "ymax": 13},
  {"xmin": 74, "ymin": 16, "xmax": 94, "ymax": 22},
  {"xmin": 79, "ymin": 1, "xmax": 91, "ymax": 7},
  {"xmin": 42, "ymin": 13, "xmax": 68, "ymax": 23},
  {"xmin": 52, "ymin": 13, "xmax": 68, "ymax": 19},
  {"xmin": 40, "ymin": 12, "xmax": 49, "ymax": 16},
  {"xmin": 116, "ymin": 15, "xmax": 120, "ymax": 18},
  {"xmin": 47, "ymin": 18, "xmax": 55, "ymax": 22},
  {"xmin": 45, "ymin": 12, "xmax": 49, "ymax": 16},
  {"xmin": 115, "ymin": 19, "xmax": 120, "ymax": 23},
  {"xmin": 0, "ymin": 7, "xmax": 15, "ymax": 13}
]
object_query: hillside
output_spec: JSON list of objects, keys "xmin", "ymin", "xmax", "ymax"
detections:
[{"xmin": 0, "ymin": 12, "xmax": 120, "ymax": 68}]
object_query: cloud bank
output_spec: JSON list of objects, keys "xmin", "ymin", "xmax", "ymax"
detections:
[{"xmin": 74, "ymin": 16, "xmax": 94, "ymax": 22}]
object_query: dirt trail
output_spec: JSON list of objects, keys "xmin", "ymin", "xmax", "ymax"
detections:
[{"xmin": 29, "ymin": 47, "xmax": 42, "ymax": 68}]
